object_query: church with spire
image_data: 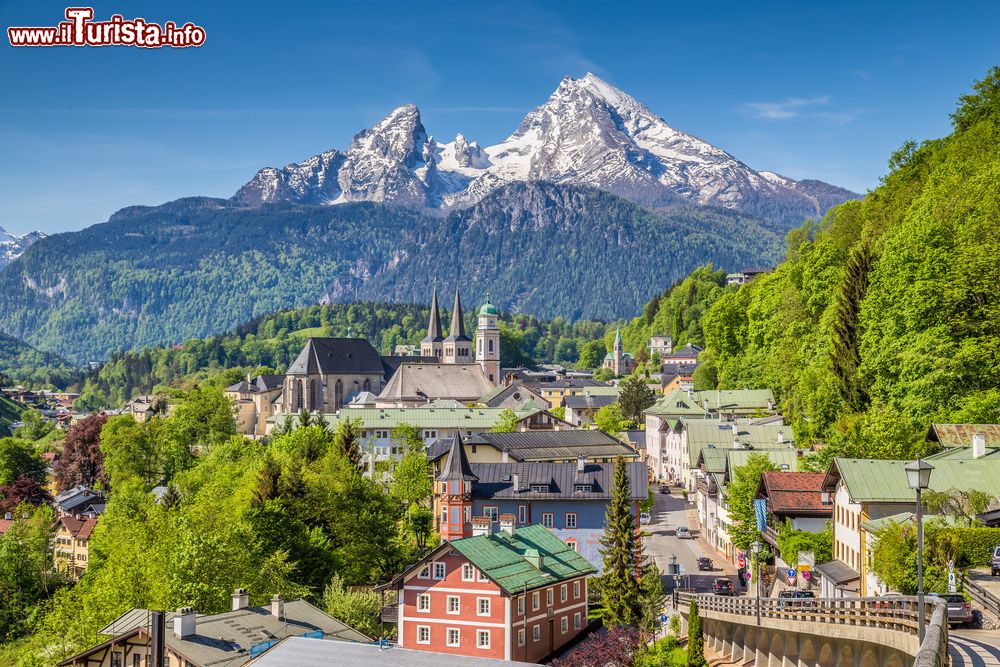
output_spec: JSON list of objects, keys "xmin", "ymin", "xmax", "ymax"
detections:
[
  {"xmin": 420, "ymin": 287, "xmax": 500, "ymax": 386},
  {"xmin": 602, "ymin": 326, "xmax": 636, "ymax": 375}
]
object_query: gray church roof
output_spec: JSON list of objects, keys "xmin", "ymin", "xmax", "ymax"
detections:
[
  {"xmin": 444, "ymin": 289, "xmax": 471, "ymax": 343},
  {"xmin": 377, "ymin": 363, "xmax": 493, "ymax": 403},
  {"xmin": 286, "ymin": 338, "xmax": 384, "ymax": 376},
  {"xmin": 421, "ymin": 288, "xmax": 444, "ymax": 344}
]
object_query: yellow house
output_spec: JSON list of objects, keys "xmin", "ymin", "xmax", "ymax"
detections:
[{"xmin": 55, "ymin": 515, "xmax": 98, "ymax": 580}]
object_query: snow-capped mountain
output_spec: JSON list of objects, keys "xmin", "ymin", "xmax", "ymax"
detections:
[
  {"xmin": 0, "ymin": 227, "xmax": 44, "ymax": 271},
  {"xmin": 234, "ymin": 74, "xmax": 858, "ymax": 224}
]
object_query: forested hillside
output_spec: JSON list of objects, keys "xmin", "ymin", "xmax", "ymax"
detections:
[
  {"xmin": 698, "ymin": 67, "xmax": 1000, "ymax": 459},
  {"xmin": 0, "ymin": 334, "xmax": 76, "ymax": 387},
  {"xmin": 68, "ymin": 302, "xmax": 609, "ymax": 410},
  {"xmin": 0, "ymin": 183, "xmax": 782, "ymax": 363}
]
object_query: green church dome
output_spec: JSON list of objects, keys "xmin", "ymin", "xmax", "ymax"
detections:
[{"xmin": 479, "ymin": 302, "xmax": 497, "ymax": 316}]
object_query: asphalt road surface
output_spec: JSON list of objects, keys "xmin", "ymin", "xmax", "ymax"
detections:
[
  {"xmin": 950, "ymin": 630, "xmax": 1000, "ymax": 666},
  {"xmin": 645, "ymin": 490, "xmax": 743, "ymax": 594}
]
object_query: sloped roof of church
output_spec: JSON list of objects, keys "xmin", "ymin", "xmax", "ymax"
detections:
[
  {"xmin": 286, "ymin": 338, "xmax": 385, "ymax": 376},
  {"xmin": 378, "ymin": 363, "xmax": 493, "ymax": 402},
  {"xmin": 422, "ymin": 289, "xmax": 444, "ymax": 344},
  {"xmin": 444, "ymin": 289, "xmax": 471, "ymax": 343}
]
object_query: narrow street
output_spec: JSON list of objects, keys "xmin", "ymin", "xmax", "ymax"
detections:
[
  {"xmin": 645, "ymin": 490, "xmax": 742, "ymax": 595},
  {"xmin": 950, "ymin": 630, "xmax": 1000, "ymax": 666}
]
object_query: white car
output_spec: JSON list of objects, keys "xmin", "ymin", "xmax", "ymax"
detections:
[
  {"xmin": 676, "ymin": 526, "xmax": 692, "ymax": 539},
  {"xmin": 639, "ymin": 512, "xmax": 651, "ymax": 525}
]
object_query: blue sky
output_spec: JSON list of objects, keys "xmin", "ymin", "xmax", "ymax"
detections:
[{"xmin": 1, "ymin": 0, "xmax": 998, "ymax": 235}]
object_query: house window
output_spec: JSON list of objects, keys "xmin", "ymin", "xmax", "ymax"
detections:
[
  {"xmin": 484, "ymin": 506, "xmax": 499, "ymax": 521},
  {"xmin": 518, "ymin": 505, "xmax": 527, "ymax": 524},
  {"xmin": 451, "ymin": 506, "xmax": 460, "ymax": 524},
  {"xmin": 418, "ymin": 565, "xmax": 430, "ymax": 579},
  {"xmin": 417, "ymin": 626, "xmax": 430, "ymax": 644},
  {"xmin": 574, "ymin": 484, "xmax": 592, "ymax": 493},
  {"xmin": 433, "ymin": 562, "xmax": 446, "ymax": 580},
  {"xmin": 574, "ymin": 612, "xmax": 582, "ymax": 630},
  {"xmin": 133, "ymin": 656, "xmax": 140, "ymax": 667},
  {"xmin": 462, "ymin": 564, "xmax": 475, "ymax": 581},
  {"xmin": 447, "ymin": 596, "xmax": 460, "ymax": 614},
  {"xmin": 477, "ymin": 629, "xmax": 491, "ymax": 649},
  {"xmin": 546, "ymin": 588, "xmax": 553, "ymax": 607},
  {"xmin": 532, "ymin": 591, "xmax": 540, "ymax": 611},
  {"xmin": 489, "ymin": 339, "xmax": 494, "ymax": 353},
  {"xmin": 573, "ymin": 580, "xmax": 581, "ymax": 598},
  {"xmin": 518, "ymin": 628, "xmax": 525, "ymax": 646},
  {"xmin": 447, "ymin": 628, "xmax": 460, "ymax": 647},
  {"xmin": 518, "ymin": 595, "xmax": 525, "ymax": 615},
  {"xmin": 566, "ymin": 538, "xmax": 578, "ymax": 552},
  {"xmin": 565, "ymin": 513, "xmax": 577, "ymax": 529},
  {"xmin": 417, "ymin": 594, "xmax": 430, "ymax": 612},
  {"xmin": 441, "ymin": 507, "xmax": 447, "ymax": 524},
  {"xmin": 477, "ymin": 598, "xmax": 490, "ymax": 616},
  {"xmin": 541, "ymin": 513, "xmax": 554, "ymax": 528},
  {"xmin": 533, "ymin": 624, "xmax": 541, "ymax": 642},
  {"xmin": 560, "ymin": 584, "xmax": 568, "ymax": 602},
  {"xmin": 464, "ymin": 505, "xmax": 472, "ymax": 522},
  {"xmin": 111, "ymin": 654, "xmax": 121, "ymax": 667},
  {"xmin": 531, "ymin": 484, "xmax": 550, "ymax": 493},
  {"xmin": 561, "ymin": 616, "xmax": 569, "ymax": 634},
  {"xmin": 477, "ymin": 568, "xmax": 489, "ymax": 583}
]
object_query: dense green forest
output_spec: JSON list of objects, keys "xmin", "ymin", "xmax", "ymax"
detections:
[
  {"xmin": 697, "ymin": 67, "xmax": 1000, "ymax": 459},
  {"xmin": 0, "ymin": 183, "xmax": 783, "ymax": 363},
  {"xmin": 51, "ymin": 302, "xmax": 610, "ymax": 409},
  {"xmin": 0, "ymin": 334, "xmax": 77, "ymax": 388}
]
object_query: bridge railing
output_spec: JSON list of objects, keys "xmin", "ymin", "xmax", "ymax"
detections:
[{"xmin": 674, "ymin": 591, "xmax": 949, "ymax": 666}]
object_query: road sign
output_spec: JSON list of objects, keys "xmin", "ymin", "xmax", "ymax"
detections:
[
  {"xmin": 737, "ymin": 556, "xmax": 746, "ymax": 568},
  {"xmin": 787, "ymin": 576, "xmax": 796, "ymax": 586},
  {"xmin": 948, "ymin": 562, "xmax": 957, "ymax": 593},
  {"xmin": 802, "ymin": 571, "xmax": 811, "ymax": 581},
  {"xmin": 660, "ymin": 614, "xmax": 668, "ymax": 623},
  {"xmin": 745, "ymin": 571, "xmax": 752, "ymax": 582},
  {"xmin": 786, "ymin": 568, "xmax": 796, "ymax": 578}
]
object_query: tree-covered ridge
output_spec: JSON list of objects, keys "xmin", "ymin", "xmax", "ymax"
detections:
[
  {"xmin": 0, "ymin": 183, "xmax": 784, "ymax": 363},
  {"xmin": 68, "ymin": 302, "xmax": 611, "ymax": 410},
  {"xmin": 700, "ymin": 67, "xmax": 1000, "ymax": 458},
  {"xmin": 0, "ymin": 333, "xmax": 76, "ymax": 387}
]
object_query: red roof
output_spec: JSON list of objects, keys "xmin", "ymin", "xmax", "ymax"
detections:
[
  {"xmin": 59, "ymin": 515, "xmax": 99, "ymax": 540},
  {"xmin": 0, "ymin": 519, "xmax": 12, "ymax": 535},
  {"xmin": 758, "ymin": 472, "xmax": 832, "ymax": 516}
]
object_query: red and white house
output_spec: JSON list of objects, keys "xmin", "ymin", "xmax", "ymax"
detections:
[{"xmin": 379, "ymin": 518, "xmax": 596, "ymax": 663}]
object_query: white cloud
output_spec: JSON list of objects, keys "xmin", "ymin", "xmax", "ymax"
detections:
[{"xmin": 741, "ymin": 96, "xmax": 831, "ymax": 120}]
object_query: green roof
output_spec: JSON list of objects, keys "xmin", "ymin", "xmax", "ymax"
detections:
[
  {"xmin": 692, "ymin": 389, "xmax": 775, "ymax": 413},
  {"xmin": 479, "ymin": 302, "xmax": 498, "ymax": 316},
  {"xmin": 726, "ymin": 449, "xmax": 800, "ymax": 477},
  {"xmin": 579, "ymin": 386, "xmax": 621, "ymax": 397},
  {"xmin": 683, "ymin": 420, "xmax": 794, "ymax": 468},
  {"xmin": 827, "ymin": 458, "xmax": 1000, "ymax": 503},
  {"xmin": 699, "ymin": 448, "xmax": 730, "ymax": 474},
  {"xmin": 862, "ymin": 512, "xmax": 962, "ymax": 533},
  {"xmin": 450, "ymin": 524, "xmax": 597, "ymax": 593},
  {"xmin": 645, "ymin": 389, "xmax": 710, "ymax": 417},
  {"xmin": 319, "ymin": 406, "xmax": 542, "ymax": 430},
  {"xmin": 925, "ymin": 446, "xmax": 1000, "ymax": 460}
]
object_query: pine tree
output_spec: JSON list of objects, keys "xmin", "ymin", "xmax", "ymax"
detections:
[
  {"xmin": 598, "ymin": 456, "xmax": 642, "ymax": 627},
  {"xmin": 830, "ymin": 242, "xmax": 873, "ymax": 411},
  {"xmin": 333, "ymin": 418, "xmax": 364, "ymax": 471},
  {"xmin": 687, "ymin": 598, "xmax": 707, "ymax": 667},
  {"xmin": 618, "ymin": 375, "xmax": 657, "ymax": 424},
  {"xmin": 298, "ymin": 408, "xmax": 312, "ymax": 429}
]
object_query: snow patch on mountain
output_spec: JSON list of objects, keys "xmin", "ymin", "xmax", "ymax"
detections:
[{"xmin": 0, "ymin": 227, "xmax": 45, "ymax": 271}]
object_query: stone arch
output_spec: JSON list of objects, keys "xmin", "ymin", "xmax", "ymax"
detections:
[
  {"xmin": 767, "ymin": 632, "xmax": 784, "ymax": 667},
  {"xmin": 836, "ymin": 644, "xmax": 855, "ymax": 667},
  {"xmin": 859, "ymin": 647, "xmax": 880, "ymax": 667},
  {"xmin": 882, "ymin": 654, "xmax": 905, "ymax": 667},
  {"xmin": 799, "ymin": 638, "xmax": 817, "ymax": 666},
  {"xmin": 817, "ymin": 642, "xmax": 836, "ymax": 667},
  {"xmin": 781, "ymin": 634, "xmax": 799, "ymax": 667}
]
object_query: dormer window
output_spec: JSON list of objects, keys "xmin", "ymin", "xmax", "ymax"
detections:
[
  {"xmin": 574, "ymin": 484, "xmax": 592, "ymax": 493},
  {"xmin": 531, "ymin": 484, "xmax": 550, "ymax": 493}
]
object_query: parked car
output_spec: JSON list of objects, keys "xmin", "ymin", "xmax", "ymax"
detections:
[
  {"xmin": 697, "ymin": 557, "xmax": 714, "ymax": 571},
  {"xmin": 929, "ymin": 593, "xmax": 974, "ymax": 627},
  {"xmin": 676, "ymin": 526, "xmax": 692, "ymax": 539},
  {"xmin": 778, "ymin": 590, "xmax": 815, "ymax": 607},
  {"xmin": 713, "ymin": 578, "xmax": 736, "ymax": 596},
  {"xmin": 639, "ymin": 512, "xmax": 651, "ymax": 525},
  {"xmin": 992, "ymin": 545, "xmax": 1000, "ymax": 576},
  {"xmin": 659, "ymin": 485, "xmax": 670, "ymax": 494}
]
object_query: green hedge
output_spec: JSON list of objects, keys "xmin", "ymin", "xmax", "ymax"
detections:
[{"xmin": 946, "ymin": 527, "xmax": 1000, "ymax": 567}]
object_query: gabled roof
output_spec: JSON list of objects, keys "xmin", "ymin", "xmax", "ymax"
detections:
[
  {"xmin": 226, "ymin": 375, "xmax": 284, "ymax": 394},
  {"xmin": 663, "ymin": 343, "xmax": 703, "ymax": 360},
  {"xmin": 683, "ymin": 420, "xmax": 794, "ymax": 468},
  {"xmin": 925, "ymin": 445, "xmax": 1000, "ymax": 460},
  {"xmin": 756, "ymin": 472, "xmax": 831, "ymax": 516},
  {"xmin": 378, "ymin": 363, "xmax": 493, "ymax": 403},
  {"xmin": 58, "ymin": 515, "xmax": 99, "ymax": 540},
  {"xmin": 726, "ymin": 449, "xmax": 799, "ymax": 479},
  {"xmin": 468, "ymin": 461, "xmax": 647, "ymax": 501},
  {"xmin": 449, "ymin": 524, "xmax": 597, "ymax": 593},
  {"xmin": 814, "ymin": 560, "xmax": 859, "ymax": 586},
  {"xmin": 422, "ymin": 288, "xmax": 444, "ymax": 344},
  {"xmin": 563, "ymin": 394, "xmax": 617, "ymax": 410},
  {"xmin": 319, "ymin": 406, "xmax": 544, "ymax": 430},
  {"xmin": 286, "ymin": 338, "xmax": 384, "ymax": 376},
  {"xmin": 644, "ymin": 389, "xmax": 710, "ymax": 417},
  {"xmin": 244, "ymin": 636, "xmax": 535, "ymax": 667},
  {"xmin": 926, "ymin": 424, "xmax": 1000, "ymax": 448},
  {"xmin": 532, "ymin": 379, "xmax": 609, "ymax": 391},
  {"xmin": 692, "ymin": 389, "xmax": 775, "ymax": 413},
  {"xmin": 822, "ymin": 458, "xmax": 1000, "ymax": 503},
  {"xmin": 463, "ymin": 430, "xmax": 637, "ymax": 462},
  {"xmin": 437, "ymin": 434, "xmax": 478, "ymax": 482}
]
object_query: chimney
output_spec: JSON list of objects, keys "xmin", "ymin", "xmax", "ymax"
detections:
[
  {"xmin": 499, "ymin": 514, "xmax": 516, "ymax": 536},
  {"xmin": 767, "ymin": 398, "xmax": 774, "ymax": 412},
  {"xmin": 3, "ymin": 512, "xmax": 11, "ymax": 521},
  {"xmin": 231, "ymin": 588, "xmax": 249, "ymax": 611},
  {"xmin": 150, "ymin": 611, "xmax": 166, "ymax": 667},
  {"xmin": 821, "ymin": 491, "xmax": 832, "ymax": 505},
  {"xmin": 777, "ymin": 431, "xmax": 785, "ymax": 444},
  {"xmin": 973, "ymin": 433, "xmax": 986, "ymax": 459},
  {"xmin": 576, "ymin": 456, "xmax": 585, "ymax": 473},
  {"xmin": 512, "ymin": 473, "xmax": 520, "ymax": 493},
  {"xmin": 173, "ymin": 607, "xmax": 196, "ymax": 639},
  {"xmin": 271, "ymin": 594, "xmax": 285, "ymax": 620},
  {"xmin": 502, "ymin": 451, "xmax": 509, "ymax": 463},
  {"xmin": 524, "ymin": 548, "xmax": 544, "ymax": 570},
  {"xmin": 472, "ymin": 516, "xmax": 492, "ymax": 537}
]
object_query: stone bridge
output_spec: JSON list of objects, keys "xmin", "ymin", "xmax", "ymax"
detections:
[{"xmin": 675, "ymin": 592, "xmax": 949, "ymax": 667}]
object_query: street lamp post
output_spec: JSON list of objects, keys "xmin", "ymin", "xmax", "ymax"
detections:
[
  {"xmin": 904, "ymin": 459, "xmax": 933, "ymax": 643},
  {"xmin": 751, "ymin": 540, "xmax": 763, "ymax": 627}
]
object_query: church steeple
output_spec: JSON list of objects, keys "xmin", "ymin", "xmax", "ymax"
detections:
[
  {"xmin": 421, "ymin": 288, "xmax": 445, "ymax": 359},
  {"xmin": 443, "ymin": 288, "xmax": 472, "ymax": 363},
  {"xmin": 436, "ymin": 434, "xmax": 476, "ymax": 541}
]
